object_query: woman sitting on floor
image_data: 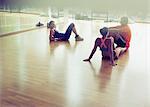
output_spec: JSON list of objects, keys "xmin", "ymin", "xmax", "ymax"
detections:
[
  {"xmin": 83, "ymin": 27, "xmax": 117, "ymax": 66},
  {"xmin": 108, "ymin": 17, "xmax": 132, "ymax": 57}
]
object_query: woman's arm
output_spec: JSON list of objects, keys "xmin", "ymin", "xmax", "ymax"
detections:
[
  {"xmin": 108, "ymin": 37, "xmax": 117, "ymax": 66},
  {"xmin": 83, "ymin": 38, "xmax": 100, "ymax": 61},
  {"xmin": 109, "ymin": 28, "xmax": 119, "ymax": 32},
  {"xmin": 50, "ymin": 29, "xmax": 55, "ymax": 41}
]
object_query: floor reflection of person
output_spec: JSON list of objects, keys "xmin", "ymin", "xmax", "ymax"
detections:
[
  {"xmin": 88, "ymin": 52, "xmax": 129, "ymax": 91},
  {"xmin": 99, "ymin": 60, "xmax": 113, "ymax": 90}
]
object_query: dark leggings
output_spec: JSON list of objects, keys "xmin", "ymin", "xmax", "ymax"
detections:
[
  {"xmin": 114, "ymin": 34, "xmax": 126, "ymax": 47},
  {"xmin": 62, "ymin": 23, "xmax": 74, "ymax": 41}
]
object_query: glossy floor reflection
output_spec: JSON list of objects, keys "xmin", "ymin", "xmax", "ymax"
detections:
[{"xmin": 0, "ymin": 20, "xmax": 149, "ymax": 107}]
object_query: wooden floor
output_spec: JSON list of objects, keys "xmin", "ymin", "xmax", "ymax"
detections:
[{"xmin": 0, "ymin": 20, "xmax": 150, "ymax": 107}]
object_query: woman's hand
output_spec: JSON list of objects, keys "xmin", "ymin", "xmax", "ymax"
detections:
[
  {"xmin": 83, "ymin": 58, "xmax": 90, "ymax": 62},
  {"xmin": 49, "ymin": 36, "xmax": 55, "ymax": 41},
  {"xmin": 110, "ymin": 62, "xmax": 117, "ymax": 66}
]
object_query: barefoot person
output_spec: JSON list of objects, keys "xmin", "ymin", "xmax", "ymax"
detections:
[
  {"xmin": 83, "ymin": 27, "xmax": 117, "ymax": 66},
  {"xmin": 49, "ymin": 21, "xmax": 84, "ymax": 41}
]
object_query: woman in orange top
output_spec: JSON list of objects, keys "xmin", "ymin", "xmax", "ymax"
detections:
[{"xmin": 108, "ymin": 17, "xmax": 131, "ymax": 57}]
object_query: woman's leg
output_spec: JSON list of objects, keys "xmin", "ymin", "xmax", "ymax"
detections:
[
  {"xmin": 64, "ymin": 23, "xmax": 77, "ymax": 40},
  {"xmin": 115, "ymin": 33, "xmax": 126, "ymax": 47},
  {"xmin": 64, "ymin": 23, "xmax": 83, "ymax": 41},
  {"xmin": 114, "ymin": 47, "xmax": 127, "ymax": 58}
]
